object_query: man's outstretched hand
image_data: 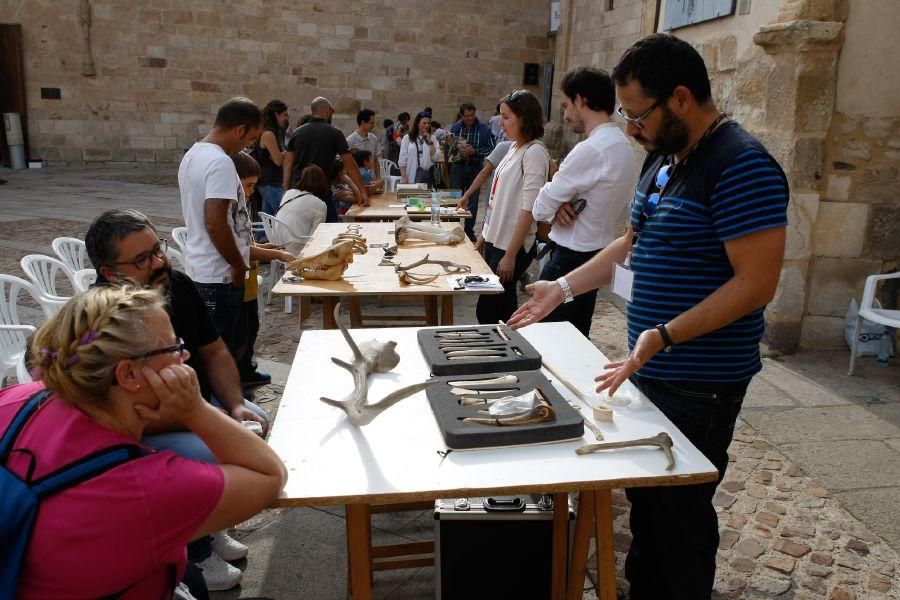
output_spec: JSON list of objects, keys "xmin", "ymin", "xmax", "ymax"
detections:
[
  {"xmin": 594, "ymin": 328, "xmax": 663, "ymax": 397},
  {"xmin": 507, "ymin": 280, "xmax": 564, "ymax": 330}
]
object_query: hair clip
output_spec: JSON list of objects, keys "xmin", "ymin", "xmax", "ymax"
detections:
[
  {"xmin": 66, "ymin": 355, "xmax": 79, "ymax": 367},
  {"xmin": 39, "ymin": 348, "xmax": 58, "ymax": 359},
  {"xmin": 80, "ymin": 331, "xmax": 100, "ymax": 345}
]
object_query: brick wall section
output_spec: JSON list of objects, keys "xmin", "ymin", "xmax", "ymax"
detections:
[{"xmin": 1, "ymin": 1, "xmax": 554, "ymax": 163}]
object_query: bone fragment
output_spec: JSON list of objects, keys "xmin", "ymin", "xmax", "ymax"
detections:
[
  {"xmin": 446, "ymin": 375, "xmax": 519, "ymax": 387},
  {"xmin": 593, "ymin": 404, "xmax": 614, "ymax": 422},
  {"xmin": 319, "ymin": 303, "xmax": 438, "ymax": 426},
  {"xmin": 575, "ymin": 432, "xmax": 675, "ymax": 470},
  {"xmin": 444, "ymin": 349, "xmax": 508, "ymax": 357},
  {"xmin": 463, "ymin": 393, "xmax": 556, "ymax": 426},
  {"xmin": 541, "ymin": 358, "xmax": 612, "ymax": 421},
  {"xmin": 496, "ymin": 321, "xmax": 511, "ymax": 342},
  {"xmin": 397, "ymin": 271, "xmax": 440, "ymax": 286},
  {"xmin": 451, "ymin": 387, "xmax": 519, "ymax": 396},
  {"xmin": 459, "ymin": 396, "xmax": 512, "ymax": 406},
  {"xmin": 448, "ymin": 355, "xmax": 506, "ymax": 361}
]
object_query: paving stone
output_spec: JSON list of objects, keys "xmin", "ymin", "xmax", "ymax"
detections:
[
  {"xmin": 765, "ymin": 501, "xmax": 787, "ymax": 515},
  {"xmin": 837, "ymin": 572, "xmax": 860, "ymax": 585},
  {"xmin": 844, "ymin": 538, "xmax": 869, "ymax": 555},
  {"xmin": 762, "ymin": 459, "xmax": 783, "ymax": 470},
  {"xmin": 753, "ymin": 576, "xmax": 792, "ymax": 595},
  {"xmin": 775, "ymin": 539, "xmax": 811, "ymax": 557},
  {"xmin": 719, "ymin": 528, "xmax": 740, "ymax": 550},
  {"xmin": 799, "ymin": 498, "xmax": 826, "ymax": 508},
  {"xmin": 784, "ymin": 464, "xmax": 803, "ymax": 477},
  {"xmin": 798, "ymin": 574, "xmax": 828, "ymax": 594},
  {"xmin": 806, "ymin": 563, "xmax": 832, "ymax": 577},
  {"xmin": 807, "ymin": 484, "xmax": 828, "ymax": 498},
  {"xmin": 730, "ymin": 556, "xmax": 756, "ymax": 573},
  {"xmin": 733, "ymin": 497, "xmax": 758, "ymax": 514},
  {"xmin": 721, "ymin": 480, "xmax": 745, "ymax": 493},
  {"xmin": 869, "ymin": 572, "xmax": 892, "ymax": 592},
  {"xmin": 755, "ymin": 470, "xmax": 774, "ymax": 484},
  {"xmin": 810, "ymin": 551, "xmax": 834, "ymax": 566},
  {"xmin": 736, "ymin": 539, "xmax": 765, "ymax": 558},
  {"xmin": 755, "ymin": 527, "xmax": 774, "ymax": 539},
  {"xmin": 780, "ymin": 526, "xmax": 815, "ymax": 539},
  {"xmin": 828, "ymin": 586, "xmax": 856, "ymax": 600},
  {"xmin": 764, "ymin": 556, "xmax": 796, "ymax": 574},
  {"xmin": 713, "ymin": 490, "xmax": 737, "ymax": 508},
  {"xmin": 835, "ymin": 552, "xmax": 865, "ymax": 570},
  {"xmin": 747, "ymin": 485, "xmax": 767, "ymax": 499},
  {"xmin": 727, "ymin": 515, "xmax": 747, "ymax": 530},
  {"xmin": 757, "ymin": 512, "xmax": 781, "ymax": 528}
]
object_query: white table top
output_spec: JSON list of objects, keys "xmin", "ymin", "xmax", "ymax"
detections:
[{"xmin": 269, "ymin": 321, "xmax": 718, "ymax": 506}]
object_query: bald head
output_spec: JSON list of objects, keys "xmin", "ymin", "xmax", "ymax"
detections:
[{"xmin": 310, "ymin": 97, "xmax": 333, "ymax": 117}]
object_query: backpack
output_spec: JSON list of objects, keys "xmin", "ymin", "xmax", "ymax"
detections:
[{"xmin": 0, "ymin": 389, "xmax": 146, "ymax": 595}]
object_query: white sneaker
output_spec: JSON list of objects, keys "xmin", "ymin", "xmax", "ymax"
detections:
[
  {"xmin": 196, "ymin": 554, "xmax": 242, "ymax": 591},
  {"xmin": 211, "ymin": 530, "xmax": 249, "ymax": 561}
]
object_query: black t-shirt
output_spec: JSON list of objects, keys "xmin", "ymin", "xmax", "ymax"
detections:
[
  {"xmin": 95, "ymin": 270, "xmax": 220, "ymax": 400},
  {"xmin": 286, "ymin": 117, "xmax": 350, "ymax": 187}
]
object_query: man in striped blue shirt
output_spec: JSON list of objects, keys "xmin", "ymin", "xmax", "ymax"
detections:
[{"xmin": 509, "ymin": 33, "xmax": 788, "ymax": 599}]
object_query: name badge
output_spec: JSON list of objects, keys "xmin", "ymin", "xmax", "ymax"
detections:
[{"xmin": 611, "ymin": 262, "xmax": 634, "ymax": 302}]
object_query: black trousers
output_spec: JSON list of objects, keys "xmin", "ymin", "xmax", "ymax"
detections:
[
  {"xmin": 450, "ymin": 161, "xmax": 483, "ymax": 240},
  {"xmin": 476, "ymin": 242, "xmax": 535, "ymax": 325},
  {"xmin": 538, "ymin": 244, "xmax": 601, "ymax": 338},
  {"xmin": 625, "ymin": 374, "xmax": 751, "ymax": 600}
]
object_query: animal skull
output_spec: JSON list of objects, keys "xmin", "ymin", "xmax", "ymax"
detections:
[
  {"xmin": 332, "ymin": 232, "xmax": 368, "ymax": 254},
  {"xmin": 288, "ymin": 239, "xmax": 355, "ymax": 281},
  {"xmin": 319, "ymin": 304, "xmax": 438, "ymax": 426},
  {"xmin": 393, "ymin": 216, "xmax": 466, "ymax": 246}
]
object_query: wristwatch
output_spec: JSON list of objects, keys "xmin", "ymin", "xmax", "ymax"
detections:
[
  {"xmin": 557, "ymin": 277, "xmax": 574, "ymax": 304},
  {"xmin": 656, "ymin": 324, "xmax": 674, "ymax": 353}
]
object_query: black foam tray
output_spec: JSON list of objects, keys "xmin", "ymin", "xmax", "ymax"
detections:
[
  {"xmin": 426, "ymin": 370, "xmax": 584, "ymax": 450},
  {"xmin": 417, "ymin": 325, "xmax": 542, "ymax": 376}
]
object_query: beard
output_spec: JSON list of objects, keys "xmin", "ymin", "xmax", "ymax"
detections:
[
  {"xmin": 149, "ymin": 262, "xmax": 173, "ymax": 287},
  {"xmin": 635, "ymin": 104, "xmax": 690, "ymax": 156}
]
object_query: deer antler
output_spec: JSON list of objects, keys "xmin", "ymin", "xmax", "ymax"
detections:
[
  {"xmin": 395, "ymin": 254, "xmax": 471, "ymax": 274},
  {"xmin": 319, "ymin": 303, "xmax": 438, "ymax": 426}
]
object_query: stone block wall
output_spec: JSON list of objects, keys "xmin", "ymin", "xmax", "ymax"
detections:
[{"xmin": 1, "ymin": 1, "xmax": 554, "ymax": 163}]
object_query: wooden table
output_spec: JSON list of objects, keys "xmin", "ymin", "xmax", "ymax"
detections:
[
  {"xmin": 268, "ymin": 322, "xmax": 718, "ymax": 599},
  {"xmin": 271, "ymin": 222, "xmax": 498, "ymax": 329},
  {"xmin": 344, "ymin": 192, "xmax": 471, "ymax": 224}
]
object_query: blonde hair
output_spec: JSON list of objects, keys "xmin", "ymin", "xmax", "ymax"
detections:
[{"xmin": 29, "ymin": 285, "xmax": 166, "ymax": 407}]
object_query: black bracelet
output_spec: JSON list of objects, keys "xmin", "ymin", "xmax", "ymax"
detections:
[{"xmin": 656, "ymin": 324, "xmax": 674, "ymax": 353}]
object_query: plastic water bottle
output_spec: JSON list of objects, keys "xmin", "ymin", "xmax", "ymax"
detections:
[
  {"xmin": 877, "ymin": 332, "xmax": 892, "ymax": 366},
  {"xmin": 430, "ymin": 191, "xmax": 441, "ymax": 226}
]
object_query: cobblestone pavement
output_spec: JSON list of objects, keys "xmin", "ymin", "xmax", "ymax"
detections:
[{"xmin": 1, "ymin": 164, "xmax": 898, "ymax": 599}]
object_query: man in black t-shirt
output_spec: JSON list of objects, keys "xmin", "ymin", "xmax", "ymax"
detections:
[{"xmin": 282, "ymin": 96, "xmax": 369, "ymax": 208}]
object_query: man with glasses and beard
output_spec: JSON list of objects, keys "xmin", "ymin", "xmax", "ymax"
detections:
[
  {"xmin": 85, "ymin": 208, "xmax": 269, "ymax": 590},
  {"xmin": 509, "ymin": 34, "xmax": 789, "ymax": 599}
]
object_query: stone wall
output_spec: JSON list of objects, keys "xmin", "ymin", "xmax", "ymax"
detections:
[{"xmin": 0, "ymin": 0, "xmax": 554, "ymax": 163}]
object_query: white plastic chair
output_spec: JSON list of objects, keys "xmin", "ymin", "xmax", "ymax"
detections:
[
  {"xmin": 51, "ymin": 237, "xmax": 88, "ymax": 272},
  {"xmin": 73, "ymin": 268, "xmax": 97, "ymax": 293},
  {"xmin": 848, "ymin": 271, "xmax": 900, "ymax": 375},
  {"xmin": 0, "ymin": 275, "xmax": 43, "ymax": 386},
  {"xmin": 165, "ymin": 247, "xmax": 186, "ymax": 271},
  {"xmin": 171, "ymin": 227, "xmax": 189, "ymax": 254},
  {"xmin": 259, "ymin": 212, "xmax": 311, "ymax": 314},
  {"xmin": 20, "ymin": 255, "xmax": 78, "ymax": 317},
  {"xmin": 378, "ymin": 158, "xmax": 398, "ymax": 179}
]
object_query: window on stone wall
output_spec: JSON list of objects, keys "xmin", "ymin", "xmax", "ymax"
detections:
[
  {"xmin": 663, "ymin": 0, "xmax": 735, "ymax": 30},
  {"xmin": 606, "ymin": 0, "xmax": 614, "ymax": 10}
]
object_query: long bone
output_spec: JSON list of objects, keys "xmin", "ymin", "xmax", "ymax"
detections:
[
  {"xmin": 319, "ymin": 304, "xmax": 438, "ymax": 426},
  {"xmin": 451, "ymin": 387, "xmax": 519, "ymax": 396},
  {"xmin": 444, "ymin": 349, "xmax": 509, "ymax": 358},
  {"xmin": 448, "ymin": 355, "xmax": 505, "ymax": 361},
  {"xmin": 447, "ymin": 375, "xmax": 519, "ymax": 387},
  {"xmin": 394, "ymin": 216, "xmax": 466, "ymax": 246},
  {"xmin": 575, "ymin": 432, "xmax": 675, "ymax": 470}
]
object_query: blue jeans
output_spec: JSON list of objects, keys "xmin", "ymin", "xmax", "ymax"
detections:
[
  {"xmin": 194, "ymin": 282, "xmax": 245, "ymax": 361},
  {"xmin": 258, "ymin": 185, "xmax": 283, "ymax": 218},
  {"xmin": 450, "ymin": 162, "xmax": 483, "ymax": 240},
  {"xmin": 624, "ymin": 374, "xmax": 750, "ymax": 600},
  {"xmin": 142, "ymin": 395, "xmax": 269, "ymax": 561},
  {"xmin": 538, "ymin": 244, "xmax": 601, "ymax": 338},
  {"xmin": 475, "ymin": 242, "xmax": 535, "ymax": 325}
]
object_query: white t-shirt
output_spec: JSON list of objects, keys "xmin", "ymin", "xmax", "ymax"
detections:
[
  {"xmin": 276, "ymin": 190, "xmax": 327, "ymax": 255},
  {"xmin": 178, "ymin": 142, "xmax": 251, "ymax": 284},
  {"xmin": 398, "ymin": 135, "xmax": 440, "ymax": 183},
  {"xmin": 482, "ymin": 140, "xmax": 549, "ymax": 253}
]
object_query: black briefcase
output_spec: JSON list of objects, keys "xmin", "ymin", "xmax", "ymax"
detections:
[{"xmin": 433, "ymin": 494, "xmax": 574, "ymax": 599}]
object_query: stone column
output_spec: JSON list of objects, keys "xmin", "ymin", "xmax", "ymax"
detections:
[{"xmin": 752, "ymin": 0, "xmax": 848, "ymax": 351}]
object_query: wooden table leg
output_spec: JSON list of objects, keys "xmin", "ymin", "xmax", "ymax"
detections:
[
  {"xmin": 299, "ymin": 297, "xmax": 311, "ymax": 324},
  {"xmin": 348, "ymin": 297, "xmax": 363, "ymax": 327},
  {"xmin": 424, "ymin": 296, "xmax": 438, "ymax": 325},
  {"xmin": 594, "ymin": 489, "xmax": 616, "ymax": 600},
  {"xmin": 440, "ymin": 295, "xmax": 454, "ymax": 325},
  {"xmin": 346, "ymin": 504, "xmax": 373, "ymax": 600},
  {"xmin": 551, "ymin": 492, "xmax": 569, "ymax": 600},
  {"xmin": 322, "ymin": 297, "xmax": 338, "ymax": 329},
  {"xmin": 567, "ymin": 491, "xmax": 595, "ymax": 600}
]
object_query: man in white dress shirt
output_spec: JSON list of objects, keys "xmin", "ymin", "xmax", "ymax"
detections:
[{"xmin": 531, "ymin": 66, "xmax": 635, "ymax": 336}]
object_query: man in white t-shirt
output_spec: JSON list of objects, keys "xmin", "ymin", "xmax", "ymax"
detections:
[
  {"xmin": 178, "ymin": 97, "xmax": 262, "ymax": 356},
  {"xmin": 531, "ymin": 66, "xmax": 635, "ymax": 337},
  {"xmin": 346, "ymin": 108, "xmax": 381, "ymax": 179}
]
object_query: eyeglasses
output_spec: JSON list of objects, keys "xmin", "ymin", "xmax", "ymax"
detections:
[
  {"xmin": 114, "ymin": 239, "xmax": 168, "ymax": 270},
  {"xmin": 643, "ymin": 164, "xmax": 672, "ymax": 218},
  {"xmin": 132, "ymin": 337, "xmax": 186, "ymax": 360},
  {"xmin": 616, "ymin": 100, "xmax": 661, "ymax": 129}
]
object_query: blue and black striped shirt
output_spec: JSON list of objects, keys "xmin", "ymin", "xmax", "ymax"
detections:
[{"xmin": 628, "ymin": 121, "xmax": 789, "ymax": 382}]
